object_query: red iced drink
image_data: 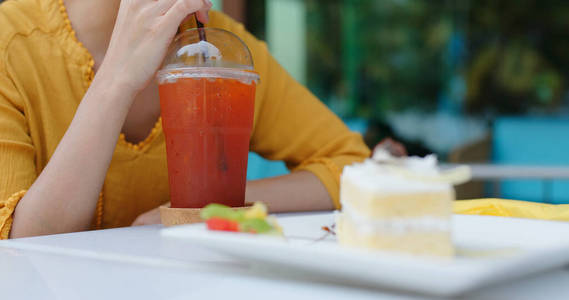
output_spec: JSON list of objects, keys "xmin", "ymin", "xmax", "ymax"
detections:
[{"xmin": 159, "ymin": 70, "xmax": 257, "ymax": 208}]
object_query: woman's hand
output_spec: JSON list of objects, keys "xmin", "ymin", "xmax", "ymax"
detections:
[
  {"xmin": 132, "ymin": 206, "xmax": 162, "ymax": 226},
  {"xmin": 99, "ymin": 0, "xmax": 212, "ymax": 95},
  {"xmin": 374, "ymin": 137, "xmax": 408, "ymax": 157}
]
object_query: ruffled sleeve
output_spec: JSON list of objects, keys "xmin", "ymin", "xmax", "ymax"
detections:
[
  {"xmin": 1, "ymin": 190, "xmax": 26, "ymax": 238},
  {"xmin": 0, "ymin": 70, "xmax": 37, "ymax": 239}
]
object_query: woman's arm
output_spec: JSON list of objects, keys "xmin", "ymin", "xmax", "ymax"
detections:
[
  {"xmin": 131, "ymin": 171, "xmax": 333, "ymax": 226},
  {"xmin": 245, "ymin": 171, "xmax": 334, "ymax": 212},
  {"xmin": 10, "ymin": 0, "xmax": 212, "ymax": 238},
  {"xmin": 10, "ymin": 73, "xmax": 134, "ymax": 237}
]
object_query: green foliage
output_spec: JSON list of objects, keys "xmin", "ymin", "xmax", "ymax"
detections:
[
  {"xmin": 306, "ymin": 0, "xmax": 453, "ymax": 118},
  {"xmin": 304, "ymin": 0, "xmax": 569, "ymax": 118},
  {"xmin": 466, "ymin": 0, "xmax": 569, "ymax": 114}
]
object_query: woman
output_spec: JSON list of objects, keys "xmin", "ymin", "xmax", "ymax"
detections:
[{"xmin": 0, "ymin": 0, "xmax": 369, "ymax": 239}]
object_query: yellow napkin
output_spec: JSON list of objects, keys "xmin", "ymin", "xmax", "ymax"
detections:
[{"xmin": 454, "ymin": 198, "xmax": 569, "ymax": 222}]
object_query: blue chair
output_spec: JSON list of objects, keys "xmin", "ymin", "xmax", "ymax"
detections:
[
  {"xmin": 246, "ymin": 152, "xmax": 289, "ymax": 180},
  {"xmin": 493, "ymin": 117, "xmax": 569, "ymax": 204}
]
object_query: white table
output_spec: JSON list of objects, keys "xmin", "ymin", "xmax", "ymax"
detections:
[{"xmin": 1, "ymin": 213, "xmax": 569, "ymax": 300}]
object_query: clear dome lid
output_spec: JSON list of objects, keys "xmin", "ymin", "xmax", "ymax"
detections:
[{"xmin": 157, "ymin": 28, "xmax": 259, "ymax": 84}]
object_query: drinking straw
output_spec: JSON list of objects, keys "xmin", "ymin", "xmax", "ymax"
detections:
[
  {"xmin": 195, "ymin": 16, "xmax": 207, "ymax": 41},
  {"xmin": 194, "ymin": 14, "xmax": 207, "ymax": 65},
  {"xmin": 193, "ymin": 14, "xmax": 229, "ymax": 171}
]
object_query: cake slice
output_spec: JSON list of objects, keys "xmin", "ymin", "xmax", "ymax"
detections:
[{"xmin": 337, "ymin": 149, "xmax": 470, "ymax": 257}]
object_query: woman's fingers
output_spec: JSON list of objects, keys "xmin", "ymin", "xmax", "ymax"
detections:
[
  {"xmin": 98, "ymin": 0, "xmax": 212, "ymax": 94},
  {"xmin": 196, "ymin": 0, "xmax": 213, "ymax": 23},
  {"xmin": 374, "ymin": 137, "xmax": 408, "ymax": 157},
  {"xmin": 196, "ymin": 7, "xmax": 210, "ymax": 23},
  {"xmin": 163, "ymin": 0, "xmax": 211, "ymax": 26},
  {"xmin": 131, "ymin": 207, "xmax": 162, "ymax": 226},
  {"xmin": 154, "ymin": 0, "xmax": 179, "ymax": 16},
  {"xmin": 153, "ymin": 0, "xmax": 211, "ymax": 17}
]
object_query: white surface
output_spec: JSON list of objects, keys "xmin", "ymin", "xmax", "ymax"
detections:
[
  {"xmin": 0, "ymin": 212, "xmax": 568, "ymax": 300},
  {"xmin": 162, "ymin": 213, "xmax": 569, "ymax": 297},
  {"xmin": 0, "ymin": 247, "xmax": 412, "ymax": 300}
]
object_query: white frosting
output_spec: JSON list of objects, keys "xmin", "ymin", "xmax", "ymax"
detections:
[
  {"xmin": 339, "ymin": 206, "xmax": 450, "ymax": 236},
  {"xmin": 342, "ymin": 153, "xmax": 452, "ymax": 193},
  {"xmin": 177, "ymin": 40, "xmax": 222, "ymax": 60}
]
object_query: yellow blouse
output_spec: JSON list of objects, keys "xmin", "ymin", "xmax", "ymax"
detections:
[{"xmin": 0, "ymin": 0, "xmax": 370, "ymax": 239}]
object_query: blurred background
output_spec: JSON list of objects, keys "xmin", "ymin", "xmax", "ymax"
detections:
[{"xmin": 210, "ymin": 0, "xmax": 569, "ymax": 203}]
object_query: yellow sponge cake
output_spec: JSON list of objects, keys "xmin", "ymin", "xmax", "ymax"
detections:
[{"xmin": 337, "ymin": 149, "xmax": 470, "ymax": 257}]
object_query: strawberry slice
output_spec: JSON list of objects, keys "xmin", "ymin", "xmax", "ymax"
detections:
[{"xmin": 206, "ymin": 217, "xmax": 240, "ymax": 232}]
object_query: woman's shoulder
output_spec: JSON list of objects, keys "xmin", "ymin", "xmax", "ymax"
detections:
[
  {"xmin": 0, "ymin": 0, "xmax": 46, "ymax": 39},
  {"xmin": 208, "ymin": 10, "xmax": 244, "ymax": 31},
  {"xmin": 0, "ymin": 0, "xmax": 58, "ymax": 67},
  {"xmin": 207, "ymin": 10, "xmax": 270, "ymax": 66},
  {"xmin": 208, "ymin": 10, "xmax": 262, "ymax": 46}
]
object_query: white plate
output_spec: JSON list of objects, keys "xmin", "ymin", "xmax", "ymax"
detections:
[{"xmin": 161, "ymin": 213, "xmax": 569, "ymax": 297}]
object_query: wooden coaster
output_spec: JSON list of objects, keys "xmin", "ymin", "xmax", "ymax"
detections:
[
  {"xmin": 160, "ymin": 204, "xmax": 252, "ymax": 227},
  {"xmin": 160, "ymin": 205, "xmax": 202, "ymax": 226}
]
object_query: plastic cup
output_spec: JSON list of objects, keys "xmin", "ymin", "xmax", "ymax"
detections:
[{"xmin": 157, "ymin": 29, "xmax": 259, "ymax": 208}]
